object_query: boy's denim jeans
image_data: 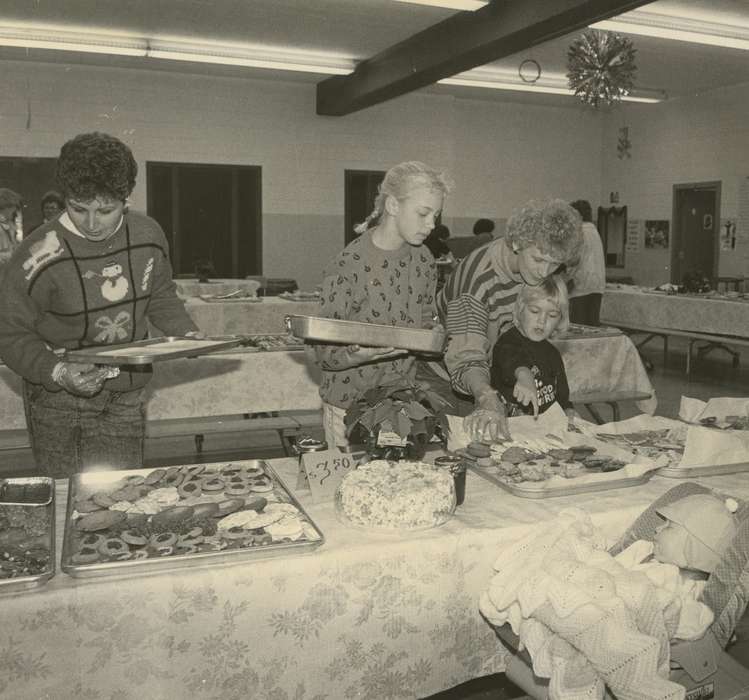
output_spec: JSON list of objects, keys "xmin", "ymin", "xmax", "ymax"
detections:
[{"xmin": 23, "ymin": 381, "xmax": 146, "ymax": 478}]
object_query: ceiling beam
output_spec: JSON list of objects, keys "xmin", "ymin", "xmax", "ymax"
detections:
[{"xmin": 317, "ymin": 0, "xmax": 651, "ymax": 116}]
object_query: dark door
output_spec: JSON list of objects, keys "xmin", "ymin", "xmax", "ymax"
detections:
[
  {"xmin": 344, "ymin": 170, "xmax": 385, "ymax": 246},
  {"xmin": 672, "ymin": 183, "xmax": 720, "ymax": 285},
  {"xmin": 0, "ymin": 157, "xmax": 58, "ymax": 234},
  {"xmin": 146, "ymin": 162, "xmax": 262, "ymax": 278}
]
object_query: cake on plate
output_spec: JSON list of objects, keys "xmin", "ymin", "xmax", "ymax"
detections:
[{"xmin": 335, "ymin": 460, "xmax": 456, "ymax": 530}]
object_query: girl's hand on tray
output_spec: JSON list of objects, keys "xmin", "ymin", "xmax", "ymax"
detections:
[{"xmin": 345, "ymin": 344, "xmax": 408, "ymax": 365}]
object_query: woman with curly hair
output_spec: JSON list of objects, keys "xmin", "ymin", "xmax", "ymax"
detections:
[
  {"xmin": 434, "ymin": 198, "xmax": 582, "ymax": 441},
  {"xmin": 0, "ymin": 132, "xmax": 200, "ymax": 476}
]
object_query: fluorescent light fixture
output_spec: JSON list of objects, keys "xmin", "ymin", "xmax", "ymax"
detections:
[
  {"xmin": 0, "ymin": 23, "xmax": 356, "ymax": 75},
  {"xmin": 146, "ymin": 40, "xmax": 354, "ymax": 75},
  {"xmin": 391, "ymin": 0, "xmax": 488, "ymax": 9},
  {"xmin": 0, "ymin": 25, "xmax": 146, "ymax": 57},
  {"xmin": 439, "ymin": 67, "xmax": 663, "ymax": 103},
  {"xmin": 591, "ymin": 10, "xmax": 749, "ymax": 51}
]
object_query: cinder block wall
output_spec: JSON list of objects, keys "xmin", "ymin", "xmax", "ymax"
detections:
[
  {"xmin": 0, "ymin": 60, "xmax": 603, "ymax": 289},
  {"xmin": 600, "ymin": 83, "xmax": 749, "ymax": 286}
]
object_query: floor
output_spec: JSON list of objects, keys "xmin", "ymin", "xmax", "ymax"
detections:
[{"xmin": 4, "ymin": 334, "xmax": 749, "ymax": 698}]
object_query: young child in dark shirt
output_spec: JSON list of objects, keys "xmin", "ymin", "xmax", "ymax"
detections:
[{"xmin": 490, "ymin": 275, "xmax": 575, "ymax": 418}]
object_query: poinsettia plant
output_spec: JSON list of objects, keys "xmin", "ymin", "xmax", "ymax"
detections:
[{"xmin": 344, "ymin": 380, "xmax": 451, "ymax": 460}]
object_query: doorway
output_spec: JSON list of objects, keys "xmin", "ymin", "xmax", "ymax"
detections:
[
  {"xmin": 344, "ymin": 169, "xmax": 385, "ymax": 246},
  {"xmin": 671, "ymin": 182, "xmax": 721, "ymax": 285},
  {"xmin": 146, "ymin": 162, "xmax": 262, "ymax": 278}
]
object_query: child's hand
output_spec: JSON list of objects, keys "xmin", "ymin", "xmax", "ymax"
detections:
[
  {"xmin": 345, "ymin": 344, "xmax": 407, "ymax": 366},
  {"xmin": 513, "ymin": 370, "xmax": 538, "ymax": 417}
]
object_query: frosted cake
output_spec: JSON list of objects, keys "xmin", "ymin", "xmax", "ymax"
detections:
[{"xmin": 335, "ymin": 460, "xmax": 455, "ymax": 530}]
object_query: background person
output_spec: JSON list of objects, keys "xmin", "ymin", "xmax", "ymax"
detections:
[
  {"xmin": 567, "ymin": 199, "xmax": 605, "ymax": 326},
  {"xmin": 0, "ymin": 132, "xmax": 200, "ymax": 477},
  {"xmin": 424, "ymin": 222, "xmax": 452, "ymax": 259},
  {"xmin": 0, "ymin": 187, "xmax": 24, "ymax": 267},
  {"xmin": 41, "ymin": 190, "xmax": 65, "ymax": 223},
  {"xmin": 435, "ymin": 198, "xmax": 582, "ymax": 441},
  {"xmin": 313, "ymin": 161, "xmax": 451, "ymax": 449},
  {"xmin": 472, "ymin": 217, "xmax": 495, "ymax": 243}
]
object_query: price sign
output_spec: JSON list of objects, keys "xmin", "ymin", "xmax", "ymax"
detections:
[{"xmin": 301, "ymin": 449, "xmax": 356, "ymax": 503}]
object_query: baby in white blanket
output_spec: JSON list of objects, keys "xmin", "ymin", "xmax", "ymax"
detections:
[{"xmin": 615, "ymin": 493, "xmax": 739, "ymax": 641}]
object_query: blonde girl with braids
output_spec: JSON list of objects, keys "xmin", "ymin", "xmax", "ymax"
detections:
[{"xmin": 314, "ymin": 161, "xmax": 452, "ymax": 449}]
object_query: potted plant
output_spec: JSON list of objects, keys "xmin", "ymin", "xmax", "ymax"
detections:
[{"xmin": 344, "ymin": 379, "xmax": 451, "ymax": 460}]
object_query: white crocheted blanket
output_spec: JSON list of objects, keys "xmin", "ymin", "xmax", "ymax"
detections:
[{"xmin": 480, "ymin": 509, "xmax": 687, "ymax": 700}]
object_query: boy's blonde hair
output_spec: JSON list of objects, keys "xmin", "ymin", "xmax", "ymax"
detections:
[
  {"xmin": 354, "ymin": 161, "xmax": 452, "ymax": 234},
  {"xmin": 512, "ymin": 275, "xmax": 570, "ymax": 337}
]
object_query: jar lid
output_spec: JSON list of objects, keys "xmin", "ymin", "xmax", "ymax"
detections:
[{"xmin": 296, "ymin": 436, "xmax": 327, "ymax": 453}]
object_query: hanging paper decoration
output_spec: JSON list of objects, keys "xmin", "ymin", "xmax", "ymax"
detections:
[{"xmin": 566, "ymin": 30, "xmax": 636, "ymax": 108}]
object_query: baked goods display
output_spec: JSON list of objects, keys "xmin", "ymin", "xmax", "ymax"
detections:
[
  {"xmin": 0, "ymin": 478, "xmax": 55, "ymax": 591},
  {"xmin": 462, "ymin": 430, "xmax": 659, "ymax": 498},
  {"xmin": 335, "ymin": 460, "xmax": 456, "ymax": 530},
  {"xmin": 62, "ymin": 461, "xmax": 324, "ymax": 577}
]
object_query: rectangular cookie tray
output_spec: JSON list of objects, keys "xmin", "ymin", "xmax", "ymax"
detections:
[
  {"xmin": 657, "ymin": 461, "xmax": 749, "ymax": 478},
  {"xmin": 61, "ymin": 460, "xmax": 325, "ymax": 579},
  {"xmin": 0, "ymin": 477, "xmax": 56, "ymax": 594},
  {"xmin": 64, "ymin": 335, "xmax": 244, "ymax": 365},
  {"xmin": 285, "ymin": 314, "xmax": 445, "ymax": 354},
  {"xmin": 466, "ymin": 462, "xmax": 654, "ymax": 499}
]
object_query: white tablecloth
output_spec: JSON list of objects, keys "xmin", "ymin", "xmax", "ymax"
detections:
[
  {"xmin": 602, "ymin": 286, "xmax": 749, "ymax": 337},
  {"xmin": 4, "ymin": 459, "xmax": 749, "ymax": 699}
]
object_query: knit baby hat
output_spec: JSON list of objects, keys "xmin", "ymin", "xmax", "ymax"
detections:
[{"xmin": 655, "ymin": 494, "xmax": 739, "ymax": 573}]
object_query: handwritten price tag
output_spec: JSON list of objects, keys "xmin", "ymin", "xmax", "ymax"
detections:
[{"xmin": 301, "ymin": 449, "xmax": 356, "ymax": 503}]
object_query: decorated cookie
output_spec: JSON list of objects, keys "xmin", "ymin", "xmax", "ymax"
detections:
[
  {"xmin": 467, "ymin": 442, "xmax": 492, "ymax": 458},
  {"xmin": 76, "ymin": 509, "xmax": 127, "ymax": 532},
  {"xmin": 72, "ymin": 546, "xmax": 101, "ymax": 564},
  {"xmin": 144, "ymin": 468, "xmax": 167, "ymax": 485}
]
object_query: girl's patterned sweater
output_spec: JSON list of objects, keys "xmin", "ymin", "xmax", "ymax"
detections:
[
  {"xmin": 0, "ymin": 211, "xmax": 197, "ymax": 392},
  {"xmin": 314, "ymin": 231, "xmax": 437, "ymax": 409}
]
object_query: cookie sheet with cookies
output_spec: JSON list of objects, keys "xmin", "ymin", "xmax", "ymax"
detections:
[
  {"xmin": 447, "ymin": 404, "xmax": 665, "ymax": 498},
  {"xmin": 61, "ymin": 461, "xmax": 324, "ymax": 577}
]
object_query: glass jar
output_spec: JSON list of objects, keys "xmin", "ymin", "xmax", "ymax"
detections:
[
  {"xmin": 433, "ymin": 455, "xmax": 467, "ymax": 506},
  {"xmin": 292, "ymin": 436, "xmax": 328, "ymax": 489}
]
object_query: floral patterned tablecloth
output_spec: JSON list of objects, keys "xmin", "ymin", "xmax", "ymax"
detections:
[
  {"xmin": 6, "ymin": 459, "xmax": 749, "ymax": 700},
  {"xmin": 602, "ymin": 286, "xmax": 749, "ymax": 337}
]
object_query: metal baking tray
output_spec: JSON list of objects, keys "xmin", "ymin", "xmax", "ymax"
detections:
[
  {"xmin": 0, "ymin": 477, "xmax": 56, "ymax": 594},
  {"xmin": 61, "ymin": 461, "xmax": 325, "ymax": 579},
  {"xmin": 658, "ymin": 461, "xmax": 749, "ymax": 478},
  {"xmin": 467, "ymin": 462, "xmax": 654, "ymax": 499},
  {"xmin": 65, "ymin": 335, "xmax": 244, "ymax": 365},
  {"xmin": 285, "ymin": 315, "xmax": 445, "ymax": 354},
  {"xmin": 199, "ymin": 294, "xmax": 262, "ymax": 303}
]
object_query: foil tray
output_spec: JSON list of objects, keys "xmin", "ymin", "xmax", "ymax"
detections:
[
  {"xmin": 285, "ymin": 314, "xmax": 445, "ymax": 354},
  {"xmin": 61, "ymin": 461, "xmax": 324, "ymax": 579},
  {"xmin": 0, "ymin": 477, "xmax": 56, "ymax": 594},
  {"xmin": 65, "ymin": 335, "xmax": 243, "ymax": 366}
]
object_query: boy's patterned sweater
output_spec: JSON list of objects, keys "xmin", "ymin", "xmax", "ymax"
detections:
[{"xmin": 0, "ymin": 211, "xmax": 197, "ymax": 392}]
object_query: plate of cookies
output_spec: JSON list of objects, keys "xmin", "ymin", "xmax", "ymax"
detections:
[
  {"xmin": 460, "ymin": 436, "xmax": 660, "ymax": 499},
  {"xmin": 61, "ymin": 460, "xmax": 324, "ymax": 578}
]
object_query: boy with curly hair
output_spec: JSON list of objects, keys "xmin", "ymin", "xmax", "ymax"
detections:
[
  {"xmin": 435, "ymin": 198, "xmax": 582, "ymax": 441},
  {"xmin": 0, "ymin": 132, "xmax": 200, "ymax": 476}
]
